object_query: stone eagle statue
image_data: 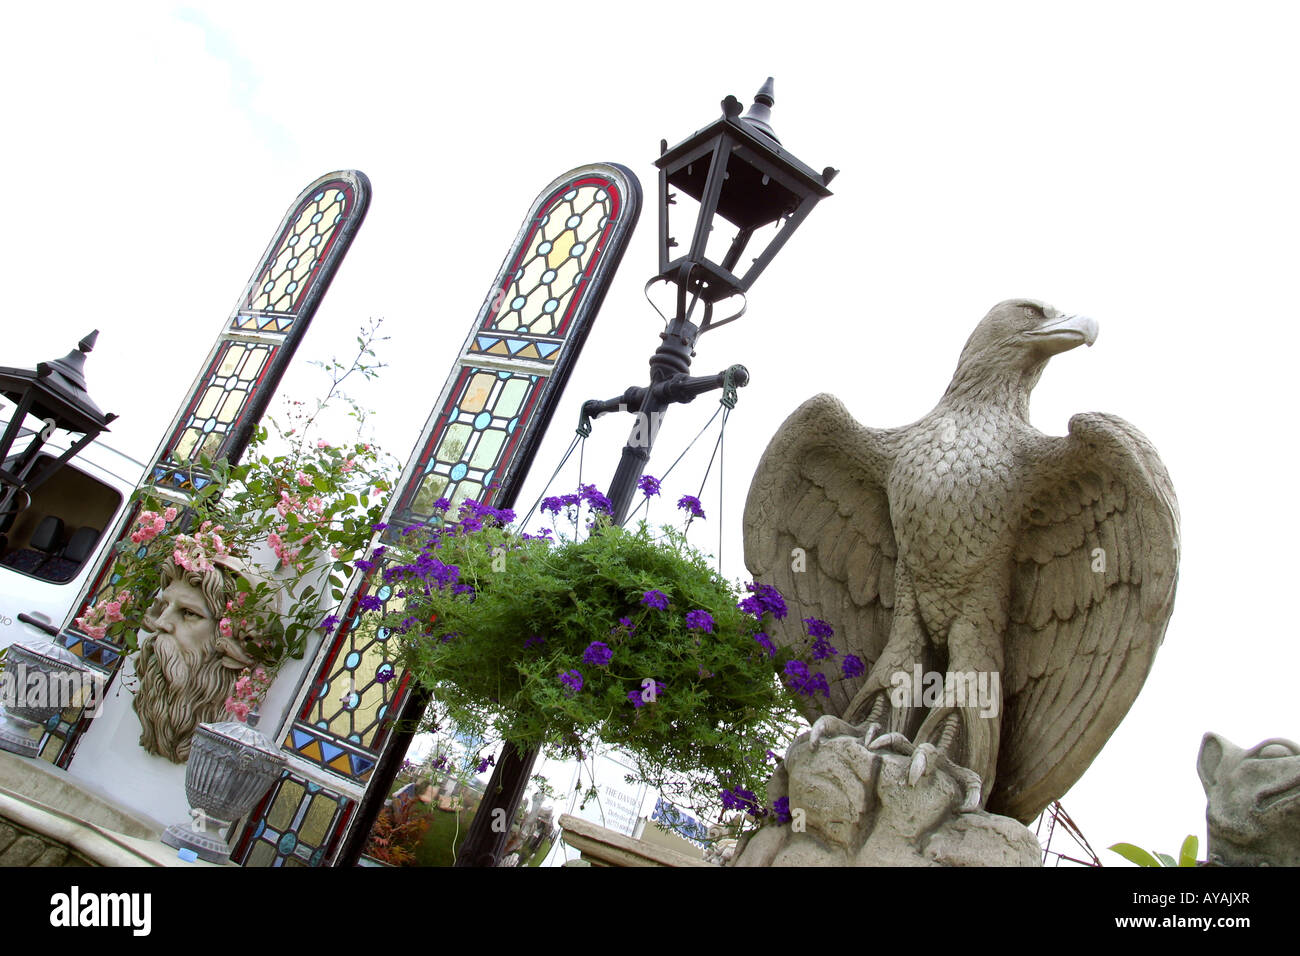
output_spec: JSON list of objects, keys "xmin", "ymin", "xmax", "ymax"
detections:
[{"xmin": 744, "ymin": 299, "xmax": 1179, "ymax": 824}]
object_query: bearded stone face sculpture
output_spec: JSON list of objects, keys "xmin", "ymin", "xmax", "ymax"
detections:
[{"xmin": 133, "ymin": 558, "xmax": 260, "ymax": 763}]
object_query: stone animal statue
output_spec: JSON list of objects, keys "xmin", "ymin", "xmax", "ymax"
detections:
[
  {"xmin": 744, "ymin": 299, "xmax": 1180, "ymax": 823},
  {"xmin": 1198, "ymin": 733, "xmax": 1300, "ymax": 866},
  {"xmin": 733, "ymin": 730, "xmax": 1040, "ymax": 866}
]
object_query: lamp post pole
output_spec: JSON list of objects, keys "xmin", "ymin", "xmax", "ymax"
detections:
[
  {"xmin": 453, "ymin": 307, "xmax": 748, "ymax": 869},
  {"xmin": 454, "ymin": 78, "xmax": 832, "ymax": 866}
]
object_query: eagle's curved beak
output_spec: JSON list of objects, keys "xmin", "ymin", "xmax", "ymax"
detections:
[{"xmin": 1025, "ymin": 313, "xmax": 1099, "ymax": 354}]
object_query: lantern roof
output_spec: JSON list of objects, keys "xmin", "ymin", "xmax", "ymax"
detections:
[
  {"xmin": 0, "ymin": 331, "xmax": 116, "ymax": 435},
  {"xmin": 654, "ymin": 77, "xmax": 835, "ymax": 233}
]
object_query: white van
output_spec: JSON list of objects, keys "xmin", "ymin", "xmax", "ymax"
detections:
[{"xmin": 0, "ymin": 423, "xmax": 144, "ymax": 651}]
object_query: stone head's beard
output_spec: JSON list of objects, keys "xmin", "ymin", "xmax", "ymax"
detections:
[{"xmin": 134, "ymin": 632, "xmax": 238, "ymax": 764}]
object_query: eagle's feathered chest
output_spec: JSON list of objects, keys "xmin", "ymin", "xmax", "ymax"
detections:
[{"xmin": 888, "ymin": 409, "xmax": 1024, "ymax": 596}]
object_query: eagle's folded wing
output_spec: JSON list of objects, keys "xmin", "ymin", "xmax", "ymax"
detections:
[
  {"xmin": 993, "ymin": 412, "xmax": 1180, "ymax": 822},
  {"xmin": 743, "ymin": 393, "xmax": 899, "ymax": 723}
]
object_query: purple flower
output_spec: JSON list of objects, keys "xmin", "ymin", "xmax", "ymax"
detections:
[
  {"xmin": 579, "ymin": 484, "xmax": 613, "ymax": 515},
  {"xmin": 432, "ymin": 497, "xmax": 451, "ymax": 513},
  {"xmin": 439, "ymin": 632, "xmax": 459, "ymax": 643},
  {"xmin": 803, "ymin": 617, "xmax": 834, "ymax": 639},
  {"xmin": 685, "ymin": 610, "xmax": 715, "ymax": 633},
  {"xmin": 842, "ymin": 654, "xmax": 865, "ymax": 679},
  {"xmin": 676, "ymin": 495, "xmax": 705, "ymax": 519},
  {"xmin": 372, "ymin": 522, "xmax": 389, "ymax": 532},
  {"xmin": 582, "ymin": 641, "xmax": 613, "ymax": 667},
  {"xmin": 746, "ymin": 582, "xmax": 788, "ymax": 621},
  {"xmin": 357, "ymin": 594, "xmax": 383, "ymax": 612},
  {"xmin": 559, "ymin": 669, "xmax": 584, "ymax": 695},
  {"xmin": 452, "ymin": 583, "xmax": 476, "ymax": 600},
  {"xmin": 320, "ymin": 614, "xmax": 340, "ymax": 634},
  {"xmin": 641, "ymin": 590, "xmax": 670, "ymax": 610},
  {"xmin": 719, "ymin": 787, "xmax": 762, "ymax": 816},
  {"xmin": 754, "ymin": 632, "xmax": 776, "ymax": 658},
  {"xmin": 476, "ymin": 754, "xmax": 495, "ymax": 774},
  {"xmin": 637, "ymin": 475, "xmax": 661, "ymax": 498},
  {"xmin": 627, "ymin": 680, "xmax": 665, "ymax": 708},
  {"xmin": 375, "ymin": 665, "xmax": 396, "ymax": 685},
  {"xmin": 811, "ymin": 637, "xmax": 838, "ymax": 660},
  {"xmin": 459, "ymin": 516, "xmax": 484, "ymax": 534},
  {"xmin": 524, "ymin": 634, "xmax": 545, "ymax": 649},
  {"xmin": 772, "ymin": 796, "xmax": 792, "ymax": 824},
  {"xmin": 616, "ymin": 616, "xmax": 635, "ymax": 633},
  {"xmin": 782, "ymin": 659, "xmax": 830, "ymax": 697},
  {"xmin": 354, "ymin": 558, "xmax": 375, "ymax": 573}
]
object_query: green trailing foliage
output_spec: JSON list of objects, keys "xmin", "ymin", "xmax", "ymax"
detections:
[{"xmin": 1109, "ymin": 834, "xmax": 1200, "ymax": 867}]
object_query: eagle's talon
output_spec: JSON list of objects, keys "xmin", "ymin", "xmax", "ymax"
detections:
[
  {"xmin": 810, "ymin": 714, "xmax": 864, "ymax": 750},
  {"xmin": 868, "ymin": 732, "xmax": 913, "ymax": 755},
  {"xmin": 908, "ymin": 746, "xmax": 930, "ymax": 786}
]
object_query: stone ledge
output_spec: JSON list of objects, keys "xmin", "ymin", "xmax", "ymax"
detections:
[
  {"xmin": 0, "ymin": 749, "xmax": 164, "ymax": 839},
  {"xmin": 558, "ymin": 814, "xmax": 717, "ymax": 868},
  {"xmin": 0, "ymin": 787, "xmax": 221, "ymax": 866}
]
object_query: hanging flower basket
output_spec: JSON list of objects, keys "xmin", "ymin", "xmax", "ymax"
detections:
[{"xmin": 370, "ymin": 492, "xmax": 802, "ymax": 808}]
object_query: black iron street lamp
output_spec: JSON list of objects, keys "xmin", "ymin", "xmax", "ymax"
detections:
[
  {"xmin": 455, "ymin": 79, "xmax": 834, "ymax": 867},
  {"xmin": 655, "ymin": 76, "xmax": 836, "ymax": 308},
  {"xmin": 0, "ymin": 331, "xmax": 116, "ymax": 527}
]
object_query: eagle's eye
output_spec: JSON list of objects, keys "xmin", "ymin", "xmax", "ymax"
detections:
[{"xmin": 1021, "ymin": 305, "xmax": 1040, "ymax": 321}]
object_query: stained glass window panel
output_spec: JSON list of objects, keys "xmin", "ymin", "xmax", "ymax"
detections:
[
  {"xmin": 51, "ymin": 171, "xmax": 370, "ymax": 771},
  {"xmin": 255, "ymin": 166, "xmax": 637, "ymax": 867},
  {"xmin": 245, "ymin": 186, "xmax": 353, "ymax": 314}
]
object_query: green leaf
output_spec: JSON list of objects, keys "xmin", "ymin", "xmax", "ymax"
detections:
[
  {"xmin": 1156, "ymin": 853, "xmax": 1177, "ymax": 868},
  {"xmin": 1178, "ymin": 834, "xmax": 1198, "ymax": 867},
  {"xmin": 1108, "ymin": 843, "xmax": 1162, "ymax": 867}
]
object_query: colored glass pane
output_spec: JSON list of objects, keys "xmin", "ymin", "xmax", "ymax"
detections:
[{"xmin": 246, "ymin": 187, "xmax": 352, "ymax": 313}]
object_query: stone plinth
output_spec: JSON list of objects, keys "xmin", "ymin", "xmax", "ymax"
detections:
[{"xmin": 558, "ymin": 814, "xmax": 716, "ymax": 867}]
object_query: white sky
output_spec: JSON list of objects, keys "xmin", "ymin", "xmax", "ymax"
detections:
[{"xmin": 4, "ymin": 0, "xmax": 1299, "ymax": 864}]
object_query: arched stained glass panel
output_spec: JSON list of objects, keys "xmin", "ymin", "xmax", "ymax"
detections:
[
  {"xmin": 49, "ymin": 171, "xmax": 371, "ymax": 769},
  {"xmin": 248, "ymin": 165, "xmax": 640, "ymax": 866}
]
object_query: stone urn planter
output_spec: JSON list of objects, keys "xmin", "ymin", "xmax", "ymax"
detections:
[
  {"xmin": 161, "ymin": 720, "xmax": 286, "ymax": 864},
  {"xmin": 0, "ymin": 639, "xmax": 96, "ymax": 757}
]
